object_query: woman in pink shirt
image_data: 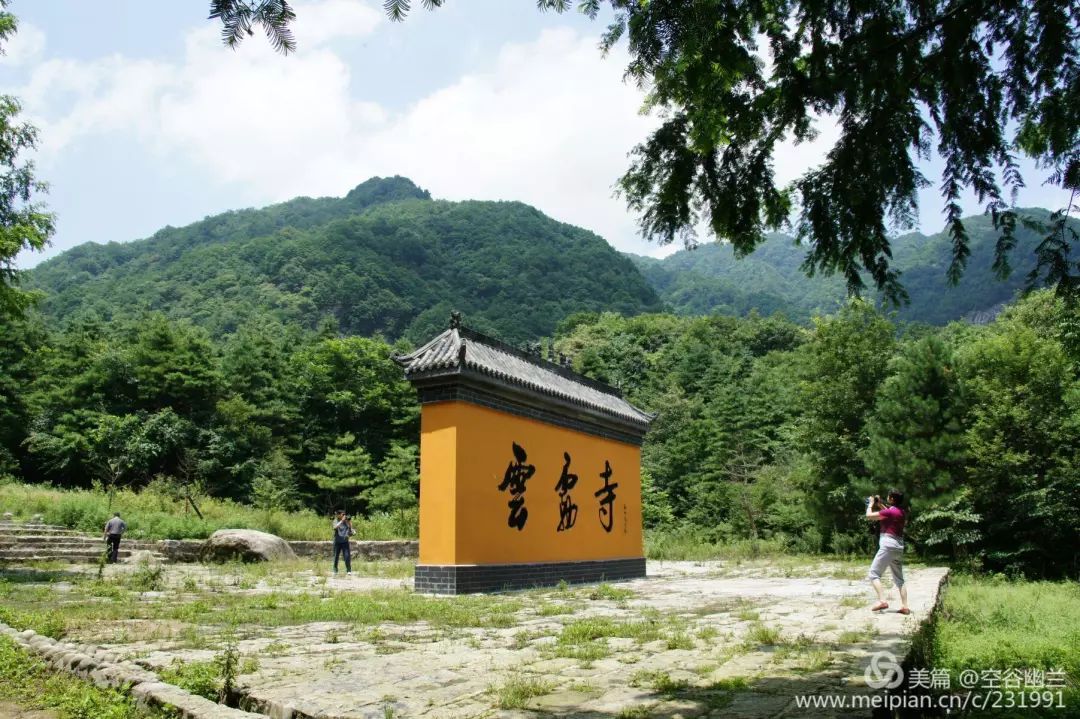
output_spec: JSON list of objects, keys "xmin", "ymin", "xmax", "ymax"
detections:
[{"xmin": 864, "ymin": 490, "xmax": 910, "ymax": 615}]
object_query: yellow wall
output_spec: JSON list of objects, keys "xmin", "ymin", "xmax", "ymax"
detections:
[
  {"xmin": 418, "ymin": 407, "xmax": 457, "ymax": 564},
  {"xmin": 419, "ymin": 401, "xmax": 643, "ymax": 565}
]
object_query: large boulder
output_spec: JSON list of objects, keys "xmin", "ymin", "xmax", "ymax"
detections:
[{"xmin": 201, "ymin": 529, "xmax": 296, "ymax": 563}]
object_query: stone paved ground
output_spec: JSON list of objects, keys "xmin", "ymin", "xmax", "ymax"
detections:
[{"xmin": 16, "ymin": 559, "xmax": 947, "ymax": 718}]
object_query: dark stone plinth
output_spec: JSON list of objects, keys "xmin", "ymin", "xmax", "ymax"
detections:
[{"xmin": 414, "ymin": 557, "xmax": 646, "ymax": 594}]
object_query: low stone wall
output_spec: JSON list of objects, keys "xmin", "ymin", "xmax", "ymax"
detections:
[
  {"xmin": 156, "ymin": 539, "xmax": 203, "ymax": 563},
  {"xmin": 288, "ymin": 539, "xmax": 418, "ymax": 561},
  {"xmin": 0, "ymin": 622, "xmax": 261, "ymax": 719},
  {"xmin": 153, "ymin": 538, "xmax": 417, "ymax": 563}
]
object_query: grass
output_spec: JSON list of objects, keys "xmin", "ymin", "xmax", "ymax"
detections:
[
  {"xmin": 535, "ymin": 601, "xmax": 577, "ymax": 616},
  {"xmin": 665, "ymin": 631, "xmax": 694, "ymax": 650},
  {"xmin": 645, "ymin": 528, "xmax": 789, "ymax": 561},
  {"xmin": 557, "ymin": 616, "xmax": 669, "ymax": 646},
  {"xmin": 0, "ymin": 635, "xmax": 169, "ymax": 718},
  {"xmin": 0, "ymin": 482, "xmax": 415, "ymax": 541},
  {"xmin": 0, "ymin": 572, "xmax": 523, "ymax": 633},
  {"xmin": 626, "ymin": 672, "xmax": 743, "ymax": 713},
  {"xmin": 127, "ymin": 563, "xmax": 166, "ymax": 592},
  {"xmin": 743, "ymin": 622, "xmax": 785, "ymax": 647},
  {"xmin": 588, "ymin": 583, "xmax": 635, "ymax": 602},
  {"xmin": 224, "ymin": 557, "xmax": 416, "ymax": 581},
  {"xmin": 568, "ymin": 680, "xmax": 601, "ymax": 695},
  {"xmin": 159, "ymin": 657, "xmax": 221, "ymax": 701},
  {"xmin": 630, "ymin": 670, "xmax": 690, "ymax": 693},
  {"xmin": 927, "ymin": 574, "xmax": 1080, "ymax": 713},
  {"xmin": 793, "ymin": 649, "xmax": 832, "ymax": 673},
  {"xmin": 0, "ymin": 605, "xmax": 68, "ymax": 638},
  {"xmin": 547, "ymin": 613, "xmax": 692, "ymax": 665},
  {"xmin": 490, "ymin": 673, "xmax": 555, "ymax": 709}
]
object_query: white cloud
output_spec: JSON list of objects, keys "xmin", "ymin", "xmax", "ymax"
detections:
[
  {"xmin": 351, "ymin": 28, "xmax": 659, "ymax": 254},
  {"xmin": 292, "ymin": 0, "xmax": 381, "ymax": 45},
  {"xmin": 18, "ymin": 8, "xmax": 674, "ymax": 254},
  {"xmin": 0, "ymin": 20, "xmax": 44, "ymax": 66},
  {"xmin": 22, "ymin": 56, "xmax": 173, "ymax": 152},
  {"xmin": 30, "ymin": 0, "xmax": 1058, "ymax": 263}
]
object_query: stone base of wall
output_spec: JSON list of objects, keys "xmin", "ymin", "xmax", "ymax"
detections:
[{"xmin": 415, "ymin": 557, "xmax": 646, "ymax": 594}]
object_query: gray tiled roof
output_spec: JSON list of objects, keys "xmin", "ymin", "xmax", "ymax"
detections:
[{"xmin": 394, "ymin": 326, "xmax": 654, "ymax": 428}]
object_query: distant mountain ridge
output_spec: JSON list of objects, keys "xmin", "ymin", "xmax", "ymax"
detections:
[
  {"xmin": 28, "ymin": 177, "xmax": 664, "ymax": 343},
  {"xmin": 28, "ymin": 179, "xmax": 1070, "ymax": 338},
  {"xmin": 629, "ymin": 208, "xmax": 1075, "ymax": 324}
]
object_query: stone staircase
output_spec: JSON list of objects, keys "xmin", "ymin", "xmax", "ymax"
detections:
[{"xmin": 0, "ymin": 521, "xmax": 167, "ymax": 564}]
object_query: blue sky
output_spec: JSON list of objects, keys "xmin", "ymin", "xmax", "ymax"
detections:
[{"xmin": 3, "ymin": 0, "xmax": 1071, "ymax": 268}]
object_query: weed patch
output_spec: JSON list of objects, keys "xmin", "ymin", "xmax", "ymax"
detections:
[
  {"xmin": 0, "ymin": 635, "xmax": 168, "ymax": 718},
  {"xmin": 490, "ymin": 673, "xmax": 555, "ymax": 709},
  {"xmin": 588, "ymin": 583, "xmax": 634, "ymax": 602}
]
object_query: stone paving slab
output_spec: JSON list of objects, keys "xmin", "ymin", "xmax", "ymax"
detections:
[{"xmin": 15, "ymin": 559, "xmax": 947, "ymax": 718}]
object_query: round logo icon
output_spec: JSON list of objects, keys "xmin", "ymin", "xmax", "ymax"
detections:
[{"xmin": 864, "ymin": 651, "xmax": 905, "ymax": 690}]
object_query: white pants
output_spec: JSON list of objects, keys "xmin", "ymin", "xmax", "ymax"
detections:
[{"xmin": 867, "ymin": 533, "xmax": 905, "ymax": 587}]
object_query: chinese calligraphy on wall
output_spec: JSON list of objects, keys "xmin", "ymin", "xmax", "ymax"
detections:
[{"xmin": 497, "ymin": 443, "xmax": 617, "ymax": 533}]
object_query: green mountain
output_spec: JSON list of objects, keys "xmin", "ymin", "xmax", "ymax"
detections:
[
  {"xmin": 631, "ymin": 209, "xmax": 1074, "ymax": 324},
  {"xmin": 28, "ymin": 177, "xmax": 664, "ymax": 344}
]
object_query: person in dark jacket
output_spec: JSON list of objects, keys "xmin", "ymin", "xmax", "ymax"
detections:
[{"xmin": 332, "ymin": 510, "xmax": 354, "ymax": 575}]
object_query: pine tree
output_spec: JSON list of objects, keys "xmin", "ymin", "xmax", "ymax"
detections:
[
  {"xmin": 863, "ymin": 336, "xmax": 967, "ymax": 504},
  {"xmin": 366, "ymin": 442, "xmax": 419, "ymax": 517},
  {"xmin": 797, "ymin": 300, "xmax": 896, "ymax": 537},
  {"xmin": 250, "ymin": 447, "xmax": 297, "ymax": 532},
  {"xmin": 309, "ymin": 433, "xmax": 372, "ymax": 512}
]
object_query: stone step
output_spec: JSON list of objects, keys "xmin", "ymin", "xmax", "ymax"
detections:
[
  {"xmin": 0, "ymin": 520, "xmax": 81, "ymax": 531},
  {"xmin": 0, "ymin": 554, "xmax": 141, "ymax": 564},
  {"xmin": 0, "ymin": 535, "xmax": 162, "ymax": 548},
  {"xmin": 0, "ymin": 546, "xmax": 163, "ymax": 561}
]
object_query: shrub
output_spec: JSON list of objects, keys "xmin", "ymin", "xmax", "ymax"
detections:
[{"xmin": 0, "ymin": 483, "xmax": 416, "ymax": 541}]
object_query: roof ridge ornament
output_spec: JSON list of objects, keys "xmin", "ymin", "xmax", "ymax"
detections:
[{"xmin": 449, "ymin": 310, "xmax": 462, "ymax": 330}]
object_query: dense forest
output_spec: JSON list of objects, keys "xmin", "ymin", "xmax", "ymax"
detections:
[
  {"xmin": 554, "ymin": 294, "xmax": 1080, "ymax": 579},
  {"xmin": 633, "ymin": 209, "xmax": 1079, "ymax": 324},
  {"xmin": 3, "ymin": 290, "xmax": 1078, "ymax": 578},
  {"xmin": 28, "ymin": 177, "xmax": 663, "ymax": 344}
]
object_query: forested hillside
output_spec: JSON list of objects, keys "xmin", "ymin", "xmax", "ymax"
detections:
[
  {"xmin": 28, "ymin": 177, "xmax": 663, "ymax": 344},
  {"xmin": 30, "ymin": 175, "xmax": 1070, "ymax": 334},
  {"xmin": 632, "ymin": 209, "xmax": 1076, "ymax": 324}
]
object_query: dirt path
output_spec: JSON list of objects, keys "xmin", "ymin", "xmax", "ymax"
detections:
[{"xmin": 0, "ymin": 701, "xmax": 57, "ymax": 719}]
